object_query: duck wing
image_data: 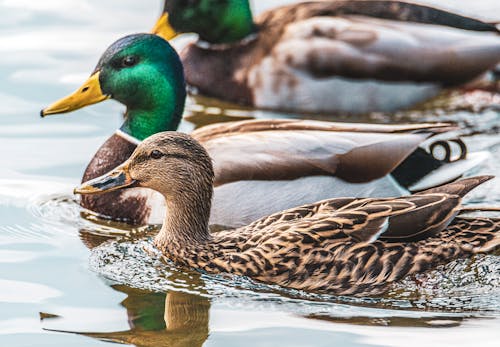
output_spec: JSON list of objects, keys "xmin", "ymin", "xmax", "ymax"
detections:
[
  {"xmin": 325, "ymin": 176, "xmax": 494, "ymax": 242},
  {"xmin": 192, "ymin": 119, "xmax": 454, "ymax": 142},
  {"xmin": 193, "ymin": 120, "xmax": 452, "ymax": 186},
  {"xmin": 311, "ymin": 1, "xmax": 499, "ymax": 33},
  {"xmin": 157, "ymin": 176, "xmax": 496, "ymax": 291},
  {"xmin": 239, "ymin": 176, "xmax": 493, "ymax": 244},
  {"xmin": 272, "ymin": 12, "xmax": 500, "ymax": 85},
  {"xmin": 218, "ymin": 177, "xmax": 497, "ymax": 295}
]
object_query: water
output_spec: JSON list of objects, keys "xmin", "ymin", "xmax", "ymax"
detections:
[{"xmin": 1, "ymin": 1, "xmax": 500, "ymax": 346}]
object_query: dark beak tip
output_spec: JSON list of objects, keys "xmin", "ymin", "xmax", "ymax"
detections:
[{"xmin": 40, "ymin": 109, "xmax": 45, "ymax": 118}]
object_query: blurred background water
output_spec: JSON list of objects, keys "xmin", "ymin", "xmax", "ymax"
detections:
[{"xmin": 1, "ymin": 1, "xmax": 500, "ymax": 346}]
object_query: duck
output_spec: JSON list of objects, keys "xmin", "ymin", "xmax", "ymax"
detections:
[
  {"xmin": 152, "ymin": 0, "xmax": 500, "ymax": 114},
  {"xmin": 40, "ymin": 34, "xmax": 488, "ymax": 227},
  {"xmin": 74, "ymin": 131, "xmax": 500, "ymax": 296}
]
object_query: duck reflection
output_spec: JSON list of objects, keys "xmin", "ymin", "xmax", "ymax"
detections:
[
  {"xmin": 67, "ymin": 227, "xmax": 210, "ymax": 347},
  {"xmin": 81, "ymin": 285, "xmax": 210, "ymax": 347}
]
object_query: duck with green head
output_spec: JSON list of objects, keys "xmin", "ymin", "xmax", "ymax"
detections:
[
  {"xmin": 41, "ymin": 33, "xmax": 488, "ymax": 227},
  {"xmin": 153, "ymin": 0, "xmax": 500, "ymax": 114}
]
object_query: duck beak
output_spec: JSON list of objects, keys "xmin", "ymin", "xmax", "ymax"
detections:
[
  {"xmin": 40, "ymin": 71, "xmax": 110, "ymax": 117},
  {"xmin": 151, "ymin": 13, "xmax": 179, "ymax": 40},
  {"xmin": 74, "ymin": 163, "xmax": 136, "ymax": 195}
]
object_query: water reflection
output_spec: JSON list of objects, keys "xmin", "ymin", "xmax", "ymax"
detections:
[
  {"xmin": 79, "ymin": 286, "xmax": 210, "ymax": 347},
  {"xmin": 45, "ymin": 224, "xmax": 210, "ymax": 347},
  {"xmin": 44, "ymin": 280, "xmax": 478, "ymax": 347}
]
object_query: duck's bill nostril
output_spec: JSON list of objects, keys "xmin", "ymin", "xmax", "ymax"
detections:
[{"xmin": 40, "ymin": 71, "xmax": 109, "ymax": 117}]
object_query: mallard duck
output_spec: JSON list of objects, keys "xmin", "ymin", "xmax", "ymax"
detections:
[
  {"xmin": 40, "ymin": 34, "xmax": 488, "ymax": 227},
  {"xmin": 40, "ymin": 34, "xmax": 487, "ymax": 227},
  {"xmin": 74, "ymin": 132, "xmax": 499, "ymax": 296},
  {"xmin": 153, "ymin": 0, "xmax": 500, "ymax": 114}
]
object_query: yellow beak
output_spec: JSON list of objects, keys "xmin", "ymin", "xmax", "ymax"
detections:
[
  {"xmin": 151, "ymin": 12, "xmax": 179, "ymax": 40},
  {"xmin": 74, "ymin": 162, "xmax": 136, "ymax": 195},
  {"xmin": 40, "ymin": 71, "xmax": 110, "ymax": 117}
]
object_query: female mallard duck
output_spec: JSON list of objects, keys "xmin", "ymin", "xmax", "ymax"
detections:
[
  {"xmin": 41, "ymin": 34, "xmax": 487, "ymax": 227},
  {"xmin": 74, "ymin": 132, "xmax": 500, "ymax": 296},
  {"xmin": 153, "ymin": 0, "xmax": 500, "ymax": 114}
]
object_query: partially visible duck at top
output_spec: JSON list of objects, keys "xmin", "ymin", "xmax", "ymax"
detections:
[
  {"xmin": 40, "ymin": 34, "xmax": 488, "ymax": 227},
  {"xmin": 153, "ymin": 0, "xmax": 500, "ymax": 114}
]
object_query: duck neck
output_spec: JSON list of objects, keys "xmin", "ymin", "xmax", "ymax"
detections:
[
  {"xmin": 176, "ymin": 0, "xmax": 255, "ymax": 44},
  {"xmin": 116, "ymin": 62, "xmax": 186, "ymax": 142},
  {"xmin": 216, "ymin": 0, "xmax": 255, "ymax": 43},
  {"xmin": 155, "ymin": 184, "xmax": 213, "ymax": 254},
  {"xmin": 120, "ymin": 103, "xmax": 182, "ymax": 142}
]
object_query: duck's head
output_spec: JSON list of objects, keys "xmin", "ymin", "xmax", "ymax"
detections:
[
  {"xmin": 75, "ymin": 131, "xmax": 214, "ymax": 200},
  {"xmin": 152, "ymin": 0, "xmax": 255, "ymax": 44},
  {"xmin": 41, "ymin": 34, "xmax": 186, "ymax": 141},
  {"xmin": 76, "ymin": 131, "xmax": 215, "ymax": 244}
]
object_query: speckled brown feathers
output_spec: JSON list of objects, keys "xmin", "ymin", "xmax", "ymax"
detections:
[
  {"xmin": 162, "ymin": 179, "xmax": 499, "ymax": 296},
  {"xmin": 78, "ymin": 132, "xmax": 500, "ymax": 296}
]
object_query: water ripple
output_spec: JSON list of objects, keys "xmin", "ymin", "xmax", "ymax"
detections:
[{"xmin": 88, "ymin": 237, "xmax": 500, "ymax": 322}]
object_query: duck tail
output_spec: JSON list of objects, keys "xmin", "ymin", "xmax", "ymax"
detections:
[
  {"xmin": 478, "ymin": 230, "xmax": 500, "ymax": 253},
  {"xmin": 415, "ymin": 175, "xmax": 494, "ymax": 198},
  {"xmin": 393, "ymin": 137, "xmax": 491, "ymax": 192},
  {"xmin": 441, "ymin": 217, "xmax": 500, "ymax": 254},
  {"xmin": 410, "ymin": 216, "xmax": 499, "ymax": 278}
]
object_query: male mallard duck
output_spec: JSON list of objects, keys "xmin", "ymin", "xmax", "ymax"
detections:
[
  {"xmin": 153, "ymin": 0, "xmax": 500, "ymax": 114},
  {"xmin": 41, "ymin": 34, "xmax": 486, "ymax": 227},
  {"xmin": 75, "ymin": 132, "xmax": 500, "ymax": 296}
]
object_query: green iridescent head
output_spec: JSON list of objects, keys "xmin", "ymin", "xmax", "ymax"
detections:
[
  {"xmin": 153, "ymin": 0, "xmax": 255, "ymax": 44},
  {"xmin": 41, "ymin": 34, "xmax": 186, "ymax": 141}
]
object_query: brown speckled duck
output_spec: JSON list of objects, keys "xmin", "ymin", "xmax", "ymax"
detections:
[
  {"xmin": 153, "ymin": 0, "xmax": 500, "ymax": 114},
  {"xmin": 75, "ymin": 132, "xmax": 500, "ymax": 296},
  {"xmin": 41, "ymin": 34, "xmax": 488, "ymax": 228}
]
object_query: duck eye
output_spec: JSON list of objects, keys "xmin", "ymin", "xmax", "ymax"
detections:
[
  {"xmin": 122, "ymin": 55, "xmax": 138, "ymax": 67},
  {"xmin": 150, "ymin": 150, "xmax": 163, "ymax": 159}
]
